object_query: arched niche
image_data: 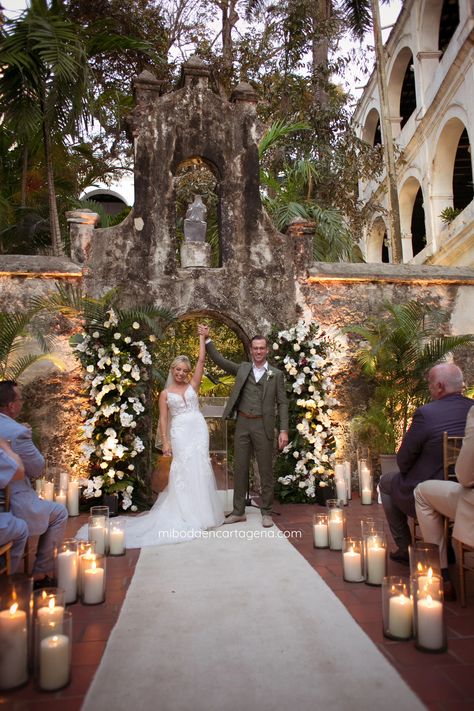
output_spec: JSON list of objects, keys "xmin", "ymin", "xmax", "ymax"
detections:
[
  {"xmin": 82, "ymin": 189, "xmax": 128, "ymax": 217},
  {"xmin": 438, "ymin": 0, "xmax": 460, "ymax": 55},
  {"xmin": 399, "ymin": 176, "xmax": 426, "ymax": 257},
  {"xmin": 362, "ymin": 108, "xmax": 382, "ymax": 146},
  {"xmin": 388, "ymin": 47, "xmax": 417, "ymax": 132},
  {"xmin": 174, "ymin": 157, "xmax": 221, "ymax": 267},
  {"xmin": 433, "ymin": 117, "xmax": 473, "ymax": 212},
  {"xmin": 366, "ymin": 216, "xmax": 389, "ymax": 263}
]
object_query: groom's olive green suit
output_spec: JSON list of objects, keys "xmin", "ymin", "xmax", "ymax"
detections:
[{"xmin": 205, "ymin": 341, "xmax": 289, "ymax": 515}]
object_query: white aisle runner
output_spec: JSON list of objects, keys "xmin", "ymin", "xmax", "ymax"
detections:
[{"xmin": 83, "ymin": 509, "xmax": 425, "ymax": 711}]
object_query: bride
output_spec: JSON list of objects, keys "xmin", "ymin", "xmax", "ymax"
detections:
[{"xmin": 77, "ymin": 327, "xmax": 225, "ymax": 547}]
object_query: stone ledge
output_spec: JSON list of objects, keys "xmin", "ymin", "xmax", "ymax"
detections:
[
  {"xmin": 307, "ymin": 262, "xmax": 474, "ymax": 285},
  {"xmin": 0, "ymin": 255, "xmax": 82, "ymax": 278}
]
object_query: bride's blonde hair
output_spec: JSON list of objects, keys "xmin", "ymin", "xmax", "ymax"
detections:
[{"xmin": 170, "ymin": 355, "xmax": 191, "ymax": 371}]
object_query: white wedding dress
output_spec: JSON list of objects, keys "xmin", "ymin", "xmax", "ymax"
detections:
[{"xmin": 76, "ymin": 385, "xmax": 225, "ymax": 547}]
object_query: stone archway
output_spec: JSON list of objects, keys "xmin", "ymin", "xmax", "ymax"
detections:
[{"xmin": 76, "ymin": 57, "xmax": 298, "ymax": 341}]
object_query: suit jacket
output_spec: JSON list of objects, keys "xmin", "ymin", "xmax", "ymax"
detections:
[
  {"xmin": 392, "ymin": 393, "xmax": 474, "ymax": 517},
  {"xmin": 205, "ymin": 341, "xmax": 289, "ymax": 439},
  {"xmin": 453, "ymin": 405, "xmax": 474, "ymax": 547},
  {"xmin": 0, "ymin": 413, "xmax": 50, "ymax": 535}
]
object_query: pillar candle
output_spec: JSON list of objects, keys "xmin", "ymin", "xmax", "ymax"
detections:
[
  {"xmin": 42, "ymin": 481, "xmax": 54, "ymax": 502},
  {"xmin": 0, "ymin": 604, "xmax": 28, "ymax": 689},
  {"xmin": 59, "ymin": 471, "xmax": 69, "ymax": 491},
  {"xmin": 37, "ymin": 599, "xmax": 64, "ymax": 640},
  {"xmin": 39, "ymin": 634, "xmax": 70, "ymax": 690},
  {"xmin": 83, "ymin": 562, "xmax": 105, "ymax": 604},
  {"xmin": 35, "ymin": 478, "xmax": 45, "ymax": 495},
  {"xmin": 89, "ymin": 522, "xmax": 106, "ymax": 555},
  {"xmin": 361, "ymin": 488, "xmax": 372, "ymax": 505},
  {"xmin": 313, "ymin": 522, "xmax": 328, "ymax": 547},
  {"xmin": 343, "ymin": 548, "xmax": 363, "ymax": 582},
  {"xmin": 335, "ymin": 475, "xmax": 347, "ymax": 504},
  {"xmin": 343, "ymin": 461, "xmax": 352, "ymax": 499},
  {"xmin": 360, "ymin": 466, "xmax": 371, "ymax": 490},
  {"xmin": 417, "ymin": 596, "xmax": 444, "ymax": 650},
  {"xmin": 388, "ymin": 594, "xmax": 413, "ymax": 639},
  {"xmin": 328, "ymin": 517, "xmax": 344, "ymax": 550},
  {"xmin": 67, "ymin": 481, "xmax": 79, "ymax": 516},
  {"xmin": 57, "ymin": 550, "xmax": 78, "ymax": 604},
  {"xmin": 55, "ymin": 491, "xmax": 67, "ymax": 506},
  {"xmin": 108, "ymin": 528, "xmax": 125, "ymax": 556},
  {"xmin": 367, "ymin": 544, "xmax": 386, "ymax": 585}
]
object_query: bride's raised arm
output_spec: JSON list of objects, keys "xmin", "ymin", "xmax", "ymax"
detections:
[{"xmin": 190, "ymin": 326, "xmax": 206, "ymax": 392}]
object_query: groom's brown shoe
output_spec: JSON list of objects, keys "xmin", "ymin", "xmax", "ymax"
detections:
[
  {"xmin": 224, "ymin": 514, "xmax": 247, "ymax": 524},
  {"xmin": 262, "ymin": 515, "xmax": 273, "ymax": 528}
]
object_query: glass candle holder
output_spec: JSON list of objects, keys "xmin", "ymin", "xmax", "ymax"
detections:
[
  {"xmin": 66, "ymin": 481, "xmax": 80, "ymax": 517},
  {"xmin": 34, "ymin": 588, "xmax": 66, "ymax": 639},
  {"xmin": 42, "ymin": 480, "xmax": 55, "ymax": 502},
  {"xmin": 77, "ymin": 541, "xmax": 96, "ymax": 596},
  {"xmin": 360, "ymin": 470, "xmax": 373, "ymax": 505},
  {"xmin": 342, "ymin": 537, "xmax": 364, "ymax": 582},
  {"xmin": 59, "ymin": 471, "xmax": 69, "ymax": 492},
  {"xmin": 312, "ymin": 513, "xmax": 329, "ymax": 548},
  {"xmin": 414, "ymin": 573, "xmax": 446, "ymax": 652},
  {"xmin": 35, "ymin": 611, "xmax": 72, "ymax": 691},
  {"xmin": 334, "ymin": 464, "xmax": 348, "ymax": 505},
  {"xmin": 365, "ymin": 532, "xmax": 387, "ymax": 586},
  {"xmin": 81, "ymin": 553, "xmax": 106, "ymax": 605},
  {"xmin": 0, "ymin": 574, "xmax": 33, "ymax": 690},
  {"xmin": 409, "ymin": 542, "xmax": 441, "ymax": 578},
  {"xmin": 108, "ymin": 520, "xmax": 126, "ymax": 556},
  {"xmin": 55, "ymin": 539, "xmax": 78, "ymax": 605},
  {"xmin": 90, "ymin": 506, "xmax": 110, "ymax": 553},
  {"xmin": 357, "ymin": 457, "xmax": 368, "ymax": 495},
  {"xmin": 326, "ymin": 500, "xmax": 346, "ymax": 550},
  {"xmin": 88, "ymin": 515, "xmax": 108, "ymax": 556},
  {"xmin": 382, "ymin": 576, "xmax": 413, "ymax": 640},
  {"xmin": 343, "ymin": 461, "xmax": 352, "ymax": 500},
  {"xmin": 55, "ymin": 490, "xmax": 67, "ymax": 507}
]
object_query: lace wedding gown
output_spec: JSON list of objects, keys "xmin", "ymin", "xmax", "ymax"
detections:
[{"xmin": 76, "ymin": 385, "xmax": 225, "ymax": 547}]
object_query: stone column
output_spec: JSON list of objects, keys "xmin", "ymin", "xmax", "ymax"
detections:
[
  {"xmin": 288, "ymin": 219, "xmax": 314, "ymax": 274},
  {"xmin": 66, "ymin": 209, "xmax": 99, "ymax": 264}
]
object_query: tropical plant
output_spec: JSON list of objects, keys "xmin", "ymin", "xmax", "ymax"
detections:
[
  {"xmin": 440, "ymin": 207, "xmax": 462, "ymax": 225},
  {"xmin": 0, "ymin": 310, "xmax": 63, "ymax": 381},
  {"xmin": 346, "ymin": 300, "xmax": 474, "ymax": 454}
]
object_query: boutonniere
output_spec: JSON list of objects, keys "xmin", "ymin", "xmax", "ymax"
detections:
[{"xmin": 267, "ymin": 369, "xmax": 274, "ymax": 379}]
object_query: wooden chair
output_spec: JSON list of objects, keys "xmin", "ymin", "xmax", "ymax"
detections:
[
  {"xmin": 0, "ymin": 486, "xmax": 13, "ymax": 575},
  {"xmin": 456, "ymin": 538, "xmax": 474, "ymax": 607},
  {"xmin": 442, "ymin": 432, "xmax": 463, "ymax": 541},
  {"xmin": 0, "ymin": 485, "xmax": 30, "ymax": 574}
]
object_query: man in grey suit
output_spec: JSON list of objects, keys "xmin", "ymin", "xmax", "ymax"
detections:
[
  {"xmin": 0, "ymin": 439, "xmax": 29, "ymax": 573},
  {"xmin": 200, "ymin": 326, "xmax": 289, "ymax": 527},
  {"xmin": 0, "ymin": 381, "xmax": 68, "ymax": 586}
]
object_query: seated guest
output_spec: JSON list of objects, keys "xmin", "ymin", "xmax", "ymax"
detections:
[
  {"xmin": 379, "ymin": 363, "xmax": 473, "ymax": 565},
  {"xmin": 0, "ymin": 381, "xmax": 68, "ymax": 587},
  {"xmin": 0, "ymin": 439, "xmax": 29, "ymax": 573},
  {"xmin": 415, "ymin": 404, "xmax": 474, "ymax": 597}
]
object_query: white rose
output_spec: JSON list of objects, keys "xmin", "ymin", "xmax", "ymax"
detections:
[
  {"xmin": 293, "ymin": 344, "xmax": 300, "ymax": 352},
  {"xmin": 131, "ymin": 505, "xmax": 138, "ymax": 512},
  {"xmin": 132, "ymin": 322, "xmax": 140, "ymax": 330},
  {"xmin": 128, "ymin": 465, "xmax": 135, "ymax": 471},
  {"xmin": 273, "ymin": 343, "xmax": 278, "ymax": 350},
  {"xmin": 293, "ymin": 451, "xmax": 299, "ymax": 459},
  {"xmin": 124, "ymin": 336, "xmax": 131, "ymax": 344},
  {"xmin": 92, "ymin": 331, "xmax": 100, "ymax": 338},
  {"xmin": 114, "ymin": 333, "xmax": 121, "ymax": 340},
  {"xmin": 86, "ymin": 365, "xmax": 94, "ymax": 373},
  {"xmin": 149, "ymin": 335, "xmax": 156, "ymax": 343},
  {"xmin": 100, "ymin": 462, "xmax": 108, "ymax": 469},
  {"xmin": 122, "ymin": 364, "xmax": 132, "ymax": 372}
]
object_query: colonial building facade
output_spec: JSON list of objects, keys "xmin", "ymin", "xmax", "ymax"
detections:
[{"xmin": 353, "ymin": 0, "xmax": 474, "ymax": 266}]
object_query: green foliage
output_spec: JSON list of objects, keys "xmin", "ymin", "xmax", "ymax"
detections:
[
  {"xmin": 440, "ymin": 207, "xmax": 462, "ymax": 225},
  {"xmin": 346, "ymin": 300, "xmax": 474, "ymax": 453},
  {"xmin": 0, "ymin": 310, "xmax": 64, "ymax": 381}
]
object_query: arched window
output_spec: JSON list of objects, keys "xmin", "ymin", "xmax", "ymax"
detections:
[
  {"xmin": 362, "ymin": 108, "xmax": 382, "ymax": 146},
  {"xmin": 174, "ymin": 157, "xmax": 221, "ymax": 267},
  {"xmin": 438, "ymin": 0, "xmax": 460, "ymax": 55},
  {"xmin": 453, "ymin": 128, "xmax": 474, "ymax": 211},
  {"xmin": 411, "ymin": 187, "xmax": 426, "ymax": 256},
  {"xmin": 400, "ymin": 53, "xmax": 416, "ymax": 129}
]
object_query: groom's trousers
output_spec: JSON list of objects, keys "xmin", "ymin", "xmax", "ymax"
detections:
[{"xmin": 233, "ymin": 415, "xmax": 274, "ymax": 516}]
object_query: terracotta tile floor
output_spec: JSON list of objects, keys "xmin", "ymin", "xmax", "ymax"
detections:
[{"xmin": 2, "ymin": 497, "xmax": 474, "ymax": 710}]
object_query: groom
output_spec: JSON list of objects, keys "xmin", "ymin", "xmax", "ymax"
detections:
[{"xmin": 200, "ymin": 325, "xmax": 288, "ymax": 527}]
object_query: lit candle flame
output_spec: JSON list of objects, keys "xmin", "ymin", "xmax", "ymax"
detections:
[
  {"xmin": 427, "ymin": 567, "xmax": 433, "ymax": 580},
  {"xmin": 48, "ymin": 597, "xmax": 56, "ymax": 610},
  {"xmin": 9, "ymin": 603, "xmax": 18, "ymax": 615},
  {"xmin": 91, "ymin": 561, "xmax": 97, "ymax": 572}
]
